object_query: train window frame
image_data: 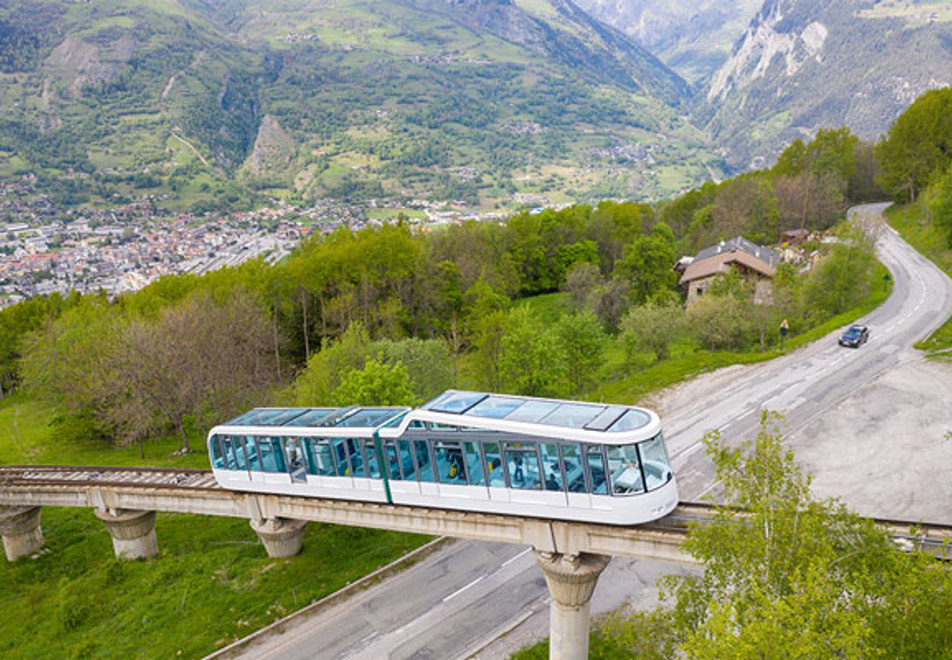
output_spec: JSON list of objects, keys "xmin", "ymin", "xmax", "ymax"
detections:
[
  {"xmin": 258, "ymin": 437, "xmax": 286, "ymax": 473},
  {"xmin": 463, "ymin": 441, "xmax": 485, "ymax": 486},
  {"xmin": 584, "ymin": 444, "xmax": 608, "ymax": 495},
  {"xmin": 606, "ymin": 443, "xmax": 645, "ymax": 496},
  {"xmin": 243, "ymin": 436, "xmax": 261, "ymax": 472},
  {"xmin": 539, "ymin": 442, "xmax": 563, "ymax": 492},
  {"xmin": 362, "ymin": 439, "xmax": 381, "ymax": 479},
  {"xmin": 308, "ymin": 438, "xmax": 337, "ymax": 476},
  {"xmin": 638, "ymin": 433, "xmax": 673, "ymax": 491},
  {"xmin": 211, "ymin": 435, "xmax": 225, "ymax": 469},
  {"xmin": 560, "ymin": 442, "xmax": 586, "ymax": 493},
  {"xmin": 432, "ymin": 440, "xmax": 467, "ymax": 485},
  {"xmin": 503, "ymin": 442, "xmax": 542, "ymax": 490},
  {"xmin": 412, "ymin": 439, "xmax": 436, "ymax": 483}
]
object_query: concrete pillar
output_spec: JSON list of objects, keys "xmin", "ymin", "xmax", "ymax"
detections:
[
  {"xmin": 534, "ymin": 550, "xmax": 611, "ymax": 660},
  {"xmin": 94, "ymin": 509, "xmax": 158, "ymax": 559},
  {"xmin": 0, "ymin": 506, "xmax": 44, "ymax": 562},
  {"xmin": 250, "ymin": 517, "xmax": 307, "ymax": 558}
]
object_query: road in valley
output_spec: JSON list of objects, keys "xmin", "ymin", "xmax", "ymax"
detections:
[{"xmin": 225, "ymin": 204, "xmax": 952, "ymax": 659}]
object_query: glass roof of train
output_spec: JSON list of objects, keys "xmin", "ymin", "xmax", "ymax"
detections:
[
  {"xmin": 223, "ymin": 406, "xmax": 406, "ymax": 429},
  {"xmin": 221, "ymin": 391, "xmax": 651, "ymax": 433},
  {"xmin": 422, "ymin": 391, "xmax": 651, "ymax": 433}
]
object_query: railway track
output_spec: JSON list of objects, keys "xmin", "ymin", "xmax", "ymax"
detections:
[{"xmin": 0, "ymin": 465, "xmax": 220, "ymax": 492}]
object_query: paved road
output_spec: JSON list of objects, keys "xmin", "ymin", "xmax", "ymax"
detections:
[
  {"xmin": 664, "ymin": 203, "xmax": 952, "ymax": 506},
  {"xmin": 228, "ymin": 204, "xmax": 952, "ymax": 659}
]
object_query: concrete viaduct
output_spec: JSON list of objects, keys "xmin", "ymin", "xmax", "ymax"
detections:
[{"xmin": 2, "ymin": 465, "xmax": 950, "ymax": 660}]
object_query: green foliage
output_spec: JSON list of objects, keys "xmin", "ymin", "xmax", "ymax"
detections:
[
  {"xmin": 686, "ymin": 291, "xmax": 755, "ymax": 351},
  {"xmin": 802, "ymin": 228, "xmax": 877, "ymax": 319},
  {"xmin": 621, "ymin": 299, "xmax": 685, "ymax": 361},
  {"xmin": 20, "ymin": 287, "xmax": 281, "ymax": 452},
  {"xmin": 554, "ymin": 311, "xmax": 606, "ymax": 395},
  {"xmin": 293, "ymin": 323, "xmax": 372, "ymax": 406},
  {"xmin": 605, "ymin": 411, "xmax": 952, "ymax": 658},
  {"xmin": 885, "ymin": 203, "xmax": 952, "ymax": 355},
  {"xmin": 926, "ymin": 164, "xmax": 952, "ymax": 247},
  {"xmin": 616, "ymin": 230, "xmax": 677, "ymax": 304},
  {"xmin": 499, "ymin": 305, "xmax": 565, "ymax": 396},
  {"xmin": 875, "ymin": 86, "xmax": 952, "ymax": 201},
  {"xmin": 331, "ymin": 357, "xmax": 418, "ymax": 407}
]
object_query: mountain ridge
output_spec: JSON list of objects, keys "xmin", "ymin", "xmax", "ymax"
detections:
[{"xmin": 0, "ymin": 0, "xmax": 719, "ymax": 211}]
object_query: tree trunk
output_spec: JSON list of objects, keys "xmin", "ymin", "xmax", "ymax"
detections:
[
  {"xmin": 178, "ymin": 417, "xmax": 190, "ymax": 453},
  {"xmin": 301, "ymin": 289, "xmax": 310, "ymax": 361}
]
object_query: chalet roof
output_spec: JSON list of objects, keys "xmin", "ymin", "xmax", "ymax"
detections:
[
  {"xmin": 693, "ymin": 236, "xmax": 780, "ymax": 267},
  {"xmin": 679, "ymin": 236, "xmax": 780, "ymax": 285}
]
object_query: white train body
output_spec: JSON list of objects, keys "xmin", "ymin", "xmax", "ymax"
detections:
[{"xmin": 208, "ymin": 391, "xmax": 679, "ymax": 526}]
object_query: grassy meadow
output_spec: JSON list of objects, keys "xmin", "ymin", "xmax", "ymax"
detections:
[{"xmin": 0, "ymin": 395, "xmax": 429, "ymax": 659}]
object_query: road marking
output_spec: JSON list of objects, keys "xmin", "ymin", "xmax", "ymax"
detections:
[
  {"xmin": 443, "ymin": 575, "xmax": 486, "ymax": 602},
  {"xmin": 443, "ymin": 548, "xmax": 532, "ymax": 603},
  {"xmin": 502, "ymin": 547, "xmax": 532, "ymax": 567}
]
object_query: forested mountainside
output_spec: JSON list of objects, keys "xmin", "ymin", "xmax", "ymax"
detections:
[
  {"xmin": 0, "ymin": 0, "xmax": 722, "ymax": 211},
  {"xmin": 699, "ymin": 0, "xmax": 952, "ymax": 170},
  {"xmin": 571, "ymin": 0, "xmax": 763, "ymax": 83}
]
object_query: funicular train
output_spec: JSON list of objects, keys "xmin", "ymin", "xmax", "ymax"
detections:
[{"xmin": 208, "ymin": 391, "xmax": 678, "ymax": 525}]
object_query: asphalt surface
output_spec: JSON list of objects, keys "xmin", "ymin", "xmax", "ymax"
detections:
[{"xmin": 225, "ymin": 203, "xmax": 952, "ymax": 659}]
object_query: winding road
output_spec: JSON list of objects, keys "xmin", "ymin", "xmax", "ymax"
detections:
[{"xmin": 227, "ymin": 203, "xmax": 952, "ymax": 659}]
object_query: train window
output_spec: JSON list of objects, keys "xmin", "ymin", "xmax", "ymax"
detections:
[
  {"xmin": 348, "ymin": 440, "xmax": 366, "ymax": 478},
  {"xmin": 332, "ymin": 439, "xmax": 352, "ymax": 476},
  {"xmin": 539, "ymin": 443, "xmax": 563, "ymax": 491},
  {"xmin": 433, "ymin": 441, "xmax": 466, "ymax": 484},
  {"xmin": 606, "ymin": 444, "xmax": 645, "ymax": 495},
  {"xmin": 505, "ymin": 444, "xmax": 541, "ymax": 490},
  {"xmin": 258, "ymin": 438, "xmax": 286, "ymax": 473},
  {"xmin": 468, "ymin": 396, "xmax": 523, "ymax": 419},
  {"xmin": 397, "ymin": 440, "xmax": 413, "ymax": 479},
  {"xmin": 412, "ymin": 440, "xmax": 436, "ymax": 482},
  {"xmin": 639, "ymin": 434, "xmax": 673, "ymax": 491},
  {"xmin": 300, "ymin": 438, "xmax": 318, "ymax": 475},
  {"xmin": 310, "ymin": 439, "xmax": 336, "ymax": 476},
  {"xmin": 362, "ymin": 440, "xmax": 381, "ymax": 479},
  {"xmin": 210, "ymin": 435, "xmax": 225, "ymax": 469},
  {"xmin": 227, "ymin": 436, "xmax": 246, "ymax": 470},
  {"xmin": 540, "ymin": 404, "xmax": 601, "ymax": 428},
  {"xmin": 464, "ymin": 442, "xmax": 485, "ymax": 486},
  {"xmin": 483, "ymin": 442, "xmax": 504, "ymax": 487},
  {"xmin": 561, "ymin": 443, "xmax": 585, "ymax": 492},
  {"xmin": 243, "ymin": 436, "xmax": 261, "ymax": 471},
  {"xmin": 383, "ymin": 441, "xmax": 402, "ymax": 480},
  {"xmin": 585, "ymin": 446, "xmax": 608, "ymax": 494}
]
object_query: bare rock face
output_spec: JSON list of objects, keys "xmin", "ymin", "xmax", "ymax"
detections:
[
  {"xmin": 242, "ymin": 114, "xmax": 295, "ymax": 175},
  {"xmin": 44, "ymin": 34, "xmax": 136, "ymax": 98},
  {"xmin": 699, "ymin": 0, "xmax": 952, "ymax": 171}
]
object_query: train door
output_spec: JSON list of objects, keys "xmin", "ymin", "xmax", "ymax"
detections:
[
  {"xmin": 412, "ymin": 440, "xmax": 439, "ymax": 498},
  {"xmin": 285, "ymin": 438, "xmax": 307, "ymax": 484},
  {"xmin": 561, "ymin": 443, "xmax": 591, "ymax": 511},
  {"xmin": 484, "ymin": 442, "xmax": 509, "ymax": 504}
]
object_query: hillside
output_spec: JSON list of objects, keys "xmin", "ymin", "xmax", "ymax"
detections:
[
  {"xmin": 0, "ymin": 0, "xmax": 724, "ymax": 212},
  {"xmin": 699, "ymin": 0, "xmax": 952, "ymax": 170}
]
